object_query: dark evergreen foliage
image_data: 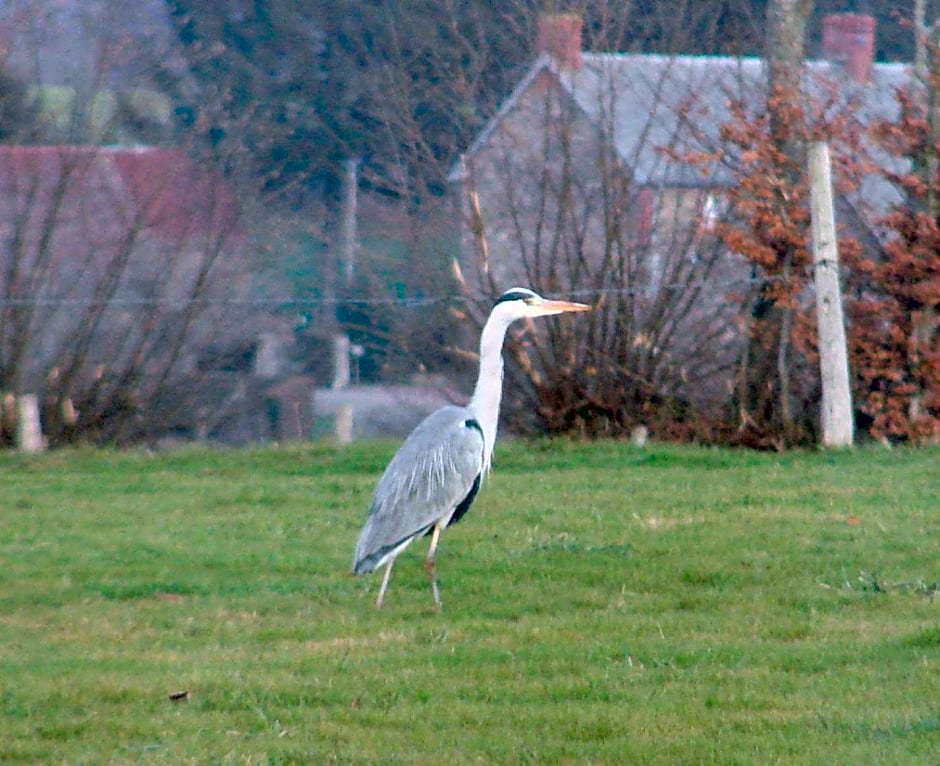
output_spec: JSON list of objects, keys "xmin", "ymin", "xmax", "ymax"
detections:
[{"xmin": 162, "ymin": 2, "xmax": 918, "ymax": 210}]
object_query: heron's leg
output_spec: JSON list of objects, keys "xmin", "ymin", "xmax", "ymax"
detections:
[
  {"xmin": 425, "ymin": 524, "xmax": 443, "ymax": 608},
  {"xmin": 375, "ymin": 558, "xmax": 395, "ymax": 609}
]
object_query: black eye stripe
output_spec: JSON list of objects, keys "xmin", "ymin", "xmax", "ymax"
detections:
[{"xmin": 494, "ymin": 289, "xmax": 538, "ymax": 306}]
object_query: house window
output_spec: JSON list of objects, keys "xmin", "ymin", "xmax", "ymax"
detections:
[{"xmin": 700, "ymin": 192, "xmax": 725, "ymax": 232}]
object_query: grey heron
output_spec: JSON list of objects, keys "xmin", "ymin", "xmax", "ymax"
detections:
[{"xmin": 352, "ymin": 287, "xmax": 591, "ymax": 608}]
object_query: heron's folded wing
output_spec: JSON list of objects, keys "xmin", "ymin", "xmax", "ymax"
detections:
[{"xmin": 353, "ymin": 406, "xmax": 484, "ymax": 572}]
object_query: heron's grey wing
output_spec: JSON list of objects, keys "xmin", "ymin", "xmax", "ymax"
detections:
[{"xmin": 353, "ymin": 406, "xmax": 484, "ymax": 574}]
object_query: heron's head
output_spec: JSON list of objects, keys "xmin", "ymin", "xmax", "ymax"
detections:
[{"xmin": 493, "ymin": 287, "xmax": 591, "ymax": 320}]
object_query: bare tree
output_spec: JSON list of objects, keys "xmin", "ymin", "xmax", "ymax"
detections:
[
  {"xmin": 454, "ymin": 15, "xmax": 745, "ymax": 438},
  {"xmin": 0, "ymin": 1, "xmax": 264, "ymax": 446}
]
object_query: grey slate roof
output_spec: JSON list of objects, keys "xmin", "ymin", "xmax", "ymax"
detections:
[{"xmin": 451, "ymin": 51, "xmax": 911, "ymax": 203}]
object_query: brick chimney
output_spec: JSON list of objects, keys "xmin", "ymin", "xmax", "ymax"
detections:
[
  {"xmin": 822, "ymin": 13, "xmax": 875, "ymax": 83},
  {"xmin": 537, "ymin": 13, "xmax": 583, "ymax": 70}
]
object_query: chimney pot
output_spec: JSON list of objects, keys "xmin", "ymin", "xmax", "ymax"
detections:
[
  {"xmin": 822, "ymin": 13, "xmax": 875, "ymax": 83},
  {"xmin": 537, "ymin": 13, "xmax": 583, "ymax": 70}
]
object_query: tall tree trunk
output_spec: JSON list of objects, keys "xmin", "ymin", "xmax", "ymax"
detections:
[
  {"xmin": 739, "ymin": 0, "xmax": 813, "ymax": 446},
  {"xmin": 766, "ymin": 0, "xmax": 813, "ymax": 165}
]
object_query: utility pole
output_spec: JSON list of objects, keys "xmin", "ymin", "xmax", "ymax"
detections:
[
  {"xmin": 331, "ymin": 158, "xmax": 360, "ymax": 445},
  {"xmin": 332, "ymin": 157, "xmax": 359, "ymax": 392},
  {"xmin": 341, "ymin": 158, "xmax": 360, "ymax": 289},
  {"xmin": 808, "ymin": 141, "xmax": 854, "ymax": 447}
]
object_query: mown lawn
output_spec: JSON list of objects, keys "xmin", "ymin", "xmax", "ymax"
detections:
[{"xmin": 1, "ymin": 441, "xmax": 938, "ymax": 764}]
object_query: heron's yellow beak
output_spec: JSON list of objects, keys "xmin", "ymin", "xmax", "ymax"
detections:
[{"xmin": 533, "ymin": 299, "xmax": 592, "ymax": 316}]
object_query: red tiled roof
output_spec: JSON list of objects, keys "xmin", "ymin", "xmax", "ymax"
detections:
[{"xmin": 0, "ymin": 145, "xmax": 238, "ymax": 244}]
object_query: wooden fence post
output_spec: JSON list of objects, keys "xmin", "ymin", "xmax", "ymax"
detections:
[
  {"xmin": 808, "ymin": 141, "xmax": 854, "ymax": 447},
  {"xmin": 16, "ymin": 393, "xmax": 46, "ymax": 453},
  {"xmin": 335, "ymin": 403, "xmax": 354, "ymax": 446}
]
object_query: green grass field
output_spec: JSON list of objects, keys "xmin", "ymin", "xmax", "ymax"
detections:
[{"xmin": 1, "ymin": 441, "xmax": 938, "ymax": 764}]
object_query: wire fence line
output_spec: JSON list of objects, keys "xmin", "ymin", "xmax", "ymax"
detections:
[
  {"xmin": 0, "ymin": 273, "xmax": 797, "ymax": 309},
  {"xmin": 0, "ymin": 296, "xmax": 448, "ymax": 308}
]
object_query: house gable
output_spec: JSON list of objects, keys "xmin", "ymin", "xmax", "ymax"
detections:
[{"xmin": 454, "ymin": 58, "xmax": 624, "ymax": 290}]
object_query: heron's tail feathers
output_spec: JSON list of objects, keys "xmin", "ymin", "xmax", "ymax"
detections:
[
  {"xmin": 352, "ymin": 527, "xmax": 424, "ymax": 576},
  {"xmin": 352, "ymin": 556, "xmax": 378, "ymax": 576}
]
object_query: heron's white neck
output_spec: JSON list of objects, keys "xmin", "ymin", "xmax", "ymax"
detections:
[{"xmin": 469, "ymin": 309, "xmax": 514, "ymax": 473}]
